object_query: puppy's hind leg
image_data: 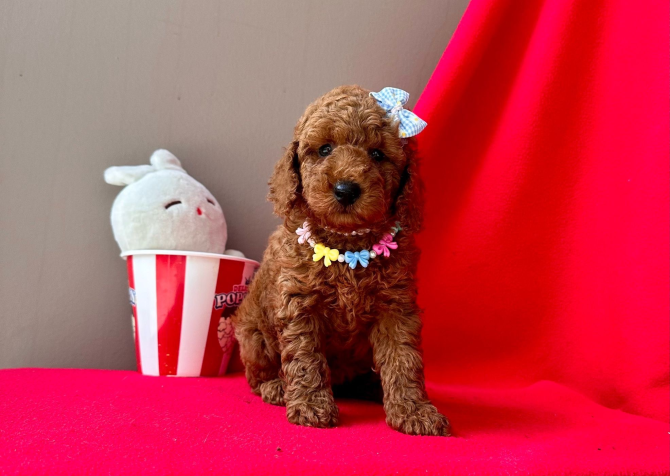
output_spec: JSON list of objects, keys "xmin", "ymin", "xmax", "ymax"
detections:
[
  {"xmin": 233, "ymin": 299, "xmax": 282, "ymax": 403},
  {"xmin": 258, "ymin": 378, "xmax": 285, "ymax": 406}
]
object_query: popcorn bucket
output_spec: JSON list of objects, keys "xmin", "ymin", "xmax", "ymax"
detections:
[{"xmin": 121, "ymin": 250, "xmax": 259, "ymax": 377}]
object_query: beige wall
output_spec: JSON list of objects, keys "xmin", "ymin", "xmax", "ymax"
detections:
[{"xmin": 0, "ymin": 0, "xmax": 469, "ymax": 370}]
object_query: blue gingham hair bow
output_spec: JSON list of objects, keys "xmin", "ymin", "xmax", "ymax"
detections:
[
  {"xmin": 370, "ymin": 87, "xmax": 427, "ymax": 138},
  {"xmin": 344, "ymin": 250, "xmax": 370, "ymax": 269}
]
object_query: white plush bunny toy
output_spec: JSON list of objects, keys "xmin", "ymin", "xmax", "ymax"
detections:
[{"xmin": 104, "ymin": 149, "xmax": 242, "ymax": 257}]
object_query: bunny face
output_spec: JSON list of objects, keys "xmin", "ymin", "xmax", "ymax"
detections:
[{"xmin": 105, "ymin": 150, "xmax": 227, "ymax": 254}]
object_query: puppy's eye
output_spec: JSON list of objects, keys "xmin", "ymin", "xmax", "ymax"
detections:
[
  {"xmin": 318, "ymin": 144, "xmax": 333, "ymax": 157},
  {"xmin": 165, "ymin": 200, "xmax": 182, "ymax": 209},
  {"xmin": 207, "ymin": 198, "xmax": 215, "ymax": 205},
  {"xmin": 369, "ymin": 149, "xmax": 385, "ymax": 161}
]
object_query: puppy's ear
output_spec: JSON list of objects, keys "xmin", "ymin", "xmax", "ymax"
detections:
[
  {"xmin": 268, "ymin": 140, "xmax": 301, "ymax": 219},
  {"xmin": 394, "ymin": 141, "xmax": 424, "ymax": 234}
]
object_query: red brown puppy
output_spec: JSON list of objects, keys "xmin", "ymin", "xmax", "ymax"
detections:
[{"xmin": 233, "ymin": 85, "xmax": 450, "ymax": 436}]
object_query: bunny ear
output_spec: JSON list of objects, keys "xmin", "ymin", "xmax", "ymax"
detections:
[
  {"xmin": 150, "ymin": 149, "xmax": 185, "ymax": 172},
  {"xmin": 104, "ymin": 149, "xmax": 184, "ymax": 186},
  {"xmin": 104, "ymin": 165, "xmax": 156, "ymax": 186}
]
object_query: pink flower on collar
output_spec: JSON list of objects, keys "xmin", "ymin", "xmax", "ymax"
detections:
[
  {"xmin": 296, "ymin": 221, "xmax": 311, "ymax": 245},
  {"xmin": 372, "ymin": 233, "xmax": 398, "ymax": 258}
]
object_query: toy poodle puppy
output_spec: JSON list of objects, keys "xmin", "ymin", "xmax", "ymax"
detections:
[{"xmin": 232, "ymin": 85, "xmax": 450, "ymax": 436}]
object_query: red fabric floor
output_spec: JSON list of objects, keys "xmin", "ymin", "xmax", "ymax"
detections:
[{"xmin": 0, "ymin": 369, "xmax": 667, "ymax": 475}]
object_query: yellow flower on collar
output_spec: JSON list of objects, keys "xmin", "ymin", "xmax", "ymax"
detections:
[{"xmin": 313, "ymin": 243, "xmax": 339, "ymax": 267}]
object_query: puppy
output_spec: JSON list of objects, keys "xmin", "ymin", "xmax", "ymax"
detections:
[{"xmin": 233, "ymin": 85, "xmax": 450, "ymax": 436}]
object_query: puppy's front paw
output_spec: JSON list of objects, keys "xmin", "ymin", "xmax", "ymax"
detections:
[
  {"xmin": 286, "ymin": 389, "xmax": 339, "ymax": 428},
  {"xmin": 386, "ymin": 401, "xmax": 451, "ymax": 436}
]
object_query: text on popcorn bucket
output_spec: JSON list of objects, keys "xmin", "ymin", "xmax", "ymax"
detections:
[{"xmin": 214, "ymin": 284, "xmax": 249, "ymax": 309}]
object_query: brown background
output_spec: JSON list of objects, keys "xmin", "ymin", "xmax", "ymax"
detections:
[{"xmin": 0, "ymin": 0, "xmax": 469, "ymax": 370}]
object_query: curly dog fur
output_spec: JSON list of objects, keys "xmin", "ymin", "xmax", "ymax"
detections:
[{"xmin": 232, "ymin": 85, "xmax": 450, "ymax": 436}]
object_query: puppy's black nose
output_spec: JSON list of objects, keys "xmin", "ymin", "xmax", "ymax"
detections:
[{"xmin": 333, "ymin": 180, "xmax": 361, "ymax": 206}]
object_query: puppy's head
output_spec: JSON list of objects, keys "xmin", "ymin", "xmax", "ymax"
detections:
[{"xmin": 269, "ymin": 85, "xmax": 422, "ymax": 233}]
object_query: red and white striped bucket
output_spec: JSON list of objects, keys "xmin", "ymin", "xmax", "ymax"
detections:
[{"xmin": 122, "ymin": 250, "xmax": 259, "ymax": 377}]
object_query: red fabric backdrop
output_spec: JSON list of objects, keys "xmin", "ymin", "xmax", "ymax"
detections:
[{"xmin": 415, "ymin": 0, "xmax": 669, "ymax": 423}]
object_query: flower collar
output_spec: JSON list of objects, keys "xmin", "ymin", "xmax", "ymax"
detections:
[{"xmin": 296, "ymin": 221, "xmax": 402, "ymax": 269}]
